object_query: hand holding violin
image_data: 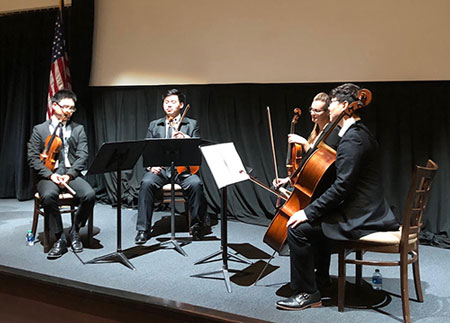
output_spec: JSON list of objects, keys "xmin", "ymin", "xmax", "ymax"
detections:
[
  {"xmin": 148, "ymin": 166, "xmax": 162, "ymax": 174},
  {"xmin": 171, "ymin": 130, "xmax": 190, "ymax": 139}
]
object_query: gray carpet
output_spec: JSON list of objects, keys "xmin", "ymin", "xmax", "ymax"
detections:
[{"xmin": 1, "ymin": 198, "xmax": 449, "ymax": 322}]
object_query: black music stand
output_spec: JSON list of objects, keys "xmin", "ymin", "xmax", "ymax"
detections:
[
  {"xmin": 192, "ymin": 143, "xmax": 252, "ymax": 293},
  {"xmin": 85, "ymin": 139, "xmax": 148, "ymax": 270},
  {"xmin": 142, "ymin": 138, "xmax": 203, "ymax": 257}
]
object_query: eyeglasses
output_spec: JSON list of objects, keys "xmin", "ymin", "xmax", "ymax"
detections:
[
  {"xmin": 309, "ymin": 107, "xmax": 326, "ymax": 114},
  {"xmin": 56, "ymin": 102, "xmax": 76, "ymax": 112}
]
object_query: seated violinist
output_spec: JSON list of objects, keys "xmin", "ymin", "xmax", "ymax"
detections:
[
  {"xmin": 27, "ymin": 89, "xmax": 95, "ymax": 259},
  {"xmin": 273, "ymin": 92, "xmax": 340, "ymax": 189},
  {"xmin": 135, "ymin": 89, "xmax": 209, "ymax": 244},
  {"xmin": 275, "ymin": 83, "xmax": 399, "ymax": 311}
]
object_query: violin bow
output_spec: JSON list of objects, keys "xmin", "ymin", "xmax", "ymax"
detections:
[
  {"xmin": 267, "ymin": 106, "xmax": 279, "ymax": 182},
  {"xmin": 175, "ymin": 104, "xmax": 191, "ymax": 132}
]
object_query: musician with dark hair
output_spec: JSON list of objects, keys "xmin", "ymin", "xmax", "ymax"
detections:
[
  {"xmin": 276, "ymin": 83, "xmax": 399, "ymax": 311},
  {"xmin": 135, "ymin": 89, "xmax": 208, "ymax": 244},
  {"xmin": 28, "ymin": 89, "xmax": 95, "ymax": 259}
]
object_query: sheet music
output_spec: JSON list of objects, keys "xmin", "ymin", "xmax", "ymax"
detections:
[{"xmin": 200, "ymin": 142, "xmax": 249, "ymax": 189}]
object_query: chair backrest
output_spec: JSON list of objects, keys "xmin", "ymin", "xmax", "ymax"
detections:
[{"xmin": 400, "ymin": 159, "xmax": 438, "ymax": 247}]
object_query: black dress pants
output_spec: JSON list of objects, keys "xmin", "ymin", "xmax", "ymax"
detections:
[
  {"xmin": 37, "ymin": 176, "xmax": 95, "ymax": 240},
  {"xmin": 136, "ymin": 169, "xmax": 206, "ymax": 232},
  {"xmin": 287, "ymin": 221, "xmax": 332, "ymax": 293}
]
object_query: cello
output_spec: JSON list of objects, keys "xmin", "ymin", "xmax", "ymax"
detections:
[{"xmin": 263, "ymin": 89, "xmax": 372, "ymax": 252}]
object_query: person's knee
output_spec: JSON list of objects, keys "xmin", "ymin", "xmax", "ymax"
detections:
[
  {"xmin": 84, "ymin": 189, "xmax": 96, "ymax": 203},
  {"xmin": 39, "ymin": 191, "xmax": 59, "ymax": 207}
]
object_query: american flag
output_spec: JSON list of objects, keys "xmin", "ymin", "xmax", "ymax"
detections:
[{"xmin": 46, "ymin": 8, "xmax": 71, "ymax": 119}]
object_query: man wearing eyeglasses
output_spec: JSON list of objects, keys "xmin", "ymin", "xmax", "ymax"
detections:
[{"xmin": 28, "ymin": 89, "xmax": 95, "ymax": 259}]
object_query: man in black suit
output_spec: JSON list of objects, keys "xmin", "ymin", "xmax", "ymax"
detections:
[
  {"xmin": 276, "ymin": 83, "xmax": 399, "ymax": 310},
  {"xmin": 28, "ymin": 89, "xmax": 95, "ymax": 259},
  {"xmin": 135, "ymin": 89, "xmax": 207, "ymax": 244}
]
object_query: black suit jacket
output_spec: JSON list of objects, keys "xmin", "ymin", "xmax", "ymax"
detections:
[
  {"xmin": 304, "ymin": 121, "xmax": 399, "ymax": 240},
  {"xmin": 28, "ymin": 120, "xmax": 89, "ymax": 180},
  {"xmin": 145, "ymin": 116, "xmax": 199, "ymax": 139}
]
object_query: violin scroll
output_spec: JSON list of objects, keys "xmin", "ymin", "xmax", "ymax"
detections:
[
  {"xmin": 291, "ymin": 108, "xmax": 302, "ymax": 125},
  {"xmin": 346, "ymin": 88, "xmax": 372, "ymax": 115}
]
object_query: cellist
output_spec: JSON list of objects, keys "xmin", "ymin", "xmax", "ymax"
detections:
[
  {"xmin": 27, "ymin": 89, "xmax": 95, "ymax": 259},
  {"xmin": 273, "ymin": 92, "xmax": 341, "ymax": 190},
  {"xmin": 276, "ymin": 83, "xmax": 399, "ymax": 311}
]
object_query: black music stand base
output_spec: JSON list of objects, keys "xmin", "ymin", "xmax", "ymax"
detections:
[
  {"xmin": 193, "ymin": 187, "xmax": 252, "ymax": 293},
  {"xmin": 85, "ymin": 250, "xmax": 135, "ymax": 270},
  {"xmin": 86, "ymin": 169, "xmax": 135, "ymax": 270},
  {"xmin": 158, "ymin": 162, "xmax": 189, "ymax": 257}
]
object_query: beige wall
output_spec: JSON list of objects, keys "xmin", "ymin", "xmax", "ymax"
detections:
[
  {"xmin": 2, "ymin": 0, "xmax": 450, "ymax": 86},
  {"xmin": 0, "ymin": 0, "xmax": 71, "ymax": 13}
]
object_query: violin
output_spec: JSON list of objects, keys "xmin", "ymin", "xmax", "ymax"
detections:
[
  {"xmin": 39, "ymin": 122, "xmax": 77, "ymax": 195},
  {"xmin": 263, "ymin": 89, "xmax": 372, "ymax": 252},
  {"xmin": 169, "ymin": 104, "xmax": 200, "ymax": 175},
  {"xmin": 40, "ymin": 122, "xmax": 63, "ymax": 171},
  {"xmin": 286, "ymin": 108, "xmax": 302, "ymax": 180}
]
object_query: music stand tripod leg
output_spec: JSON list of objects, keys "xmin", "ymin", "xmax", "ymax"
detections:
[
  {"xmin": 86, "ymin": 168, "xmax": 136, "ymax": 270},
  {"xmin": 193, "ymin": 187, "xmax": 252, "ymax": 292},
  {"xmin": 159, "ymin": 162, "xmax": 188, "ymax": 257}
]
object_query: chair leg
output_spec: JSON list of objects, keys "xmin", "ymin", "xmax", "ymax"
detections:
[
  {"xmin": 400, "ymin": 254, "xmax": 412, "ymax": 323},
  {"xmin": 355, "ymin": 250, "xmax": 363, "ymax": 285},
  {"xmin": 338, "ymin": 249, "xmax": 346, "ymax": 312},
  {"xmin": 412, "ymin": 252, "xmax": 424, "ymax": 302}
]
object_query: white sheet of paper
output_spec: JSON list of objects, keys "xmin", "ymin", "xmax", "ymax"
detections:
[{"xmin": 200, "ymin": 142, "xmax": 249, "ymax": 189}]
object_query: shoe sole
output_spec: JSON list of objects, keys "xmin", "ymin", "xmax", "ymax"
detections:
[
  {"xmin": 135, "ymin": 240, "xmax": 146, "ymax": 245},
  {"xmin": 276, "ymin": 301, "xmax": 322, "ymax": 311},
  {"xmin": 47, "ymin": 250, "xmax": 68, "ymax": 259}
]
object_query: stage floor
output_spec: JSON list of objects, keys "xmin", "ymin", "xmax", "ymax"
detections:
[{"xmin": 1, "ymin": 198, "xmax": 449, "ymax": 322}]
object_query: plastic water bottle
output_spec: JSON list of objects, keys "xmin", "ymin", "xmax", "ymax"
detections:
[
  {"xmin": 371, "ymin": 269, "xmax": 383, "ymax": 290},
  {"xmin": 26, "ymin": 229, "xmax": 35, "ymax": 246}
]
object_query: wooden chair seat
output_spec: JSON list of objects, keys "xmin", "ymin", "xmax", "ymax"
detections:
[{"xmin": 336, "ymin": 159, "xmax": 438, "ymax": 323}]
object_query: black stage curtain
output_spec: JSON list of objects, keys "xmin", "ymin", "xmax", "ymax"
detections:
[
  {"xmin": 0, "ymin": 3, "xmax": 448, "ymax": 247},
  {"xmin": 0, "ymin": 0, "xmax": 94, "ymax": 200},
  {"xmin": 89, "ymin": 82, "xmax": 450, "ymax": 247}
]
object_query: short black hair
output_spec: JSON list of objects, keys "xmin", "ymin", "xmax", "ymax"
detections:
[
  {"xmin": 162, "ymin": 88, "xmax": 185, "ymax": 104},
  {"xmin": 51, "ymin": 89, "xmax": 77, "ymax": 104},
  {"xmin": 329, "ymin": 83, "xmax": 360, "ymax": 104}
]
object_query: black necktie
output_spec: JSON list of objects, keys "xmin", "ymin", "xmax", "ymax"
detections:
[{"xmin": 167, "ymin": 124, "xmax": 173, "ymax": 138}]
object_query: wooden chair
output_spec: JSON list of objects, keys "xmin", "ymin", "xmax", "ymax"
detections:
[
  {"xmin": 31, "ymin": 192, "xmax": 94, "ymax": 253},
  {"xmin": 160, "ymin": 183, "xmax": 191, "ymax": 229},
  {"xmin": 336, "ymin": 159, "xmax": 438, "ymax": 323}
]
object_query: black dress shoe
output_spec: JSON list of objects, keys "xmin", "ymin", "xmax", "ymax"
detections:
[
  {"xmin": 70, "ymin": 231, "xmax": 83, "ymax": 253},
  {"xmin": 276, "ymin": 290, "xmax": 322, "ymax": 310},
  {"xmin": 135, "ymin": 230, "xmax": 148, "ymax": 244},
  {"xmin": 47, "ymin": 238, "xmax": 68, "ymax": 259}
]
